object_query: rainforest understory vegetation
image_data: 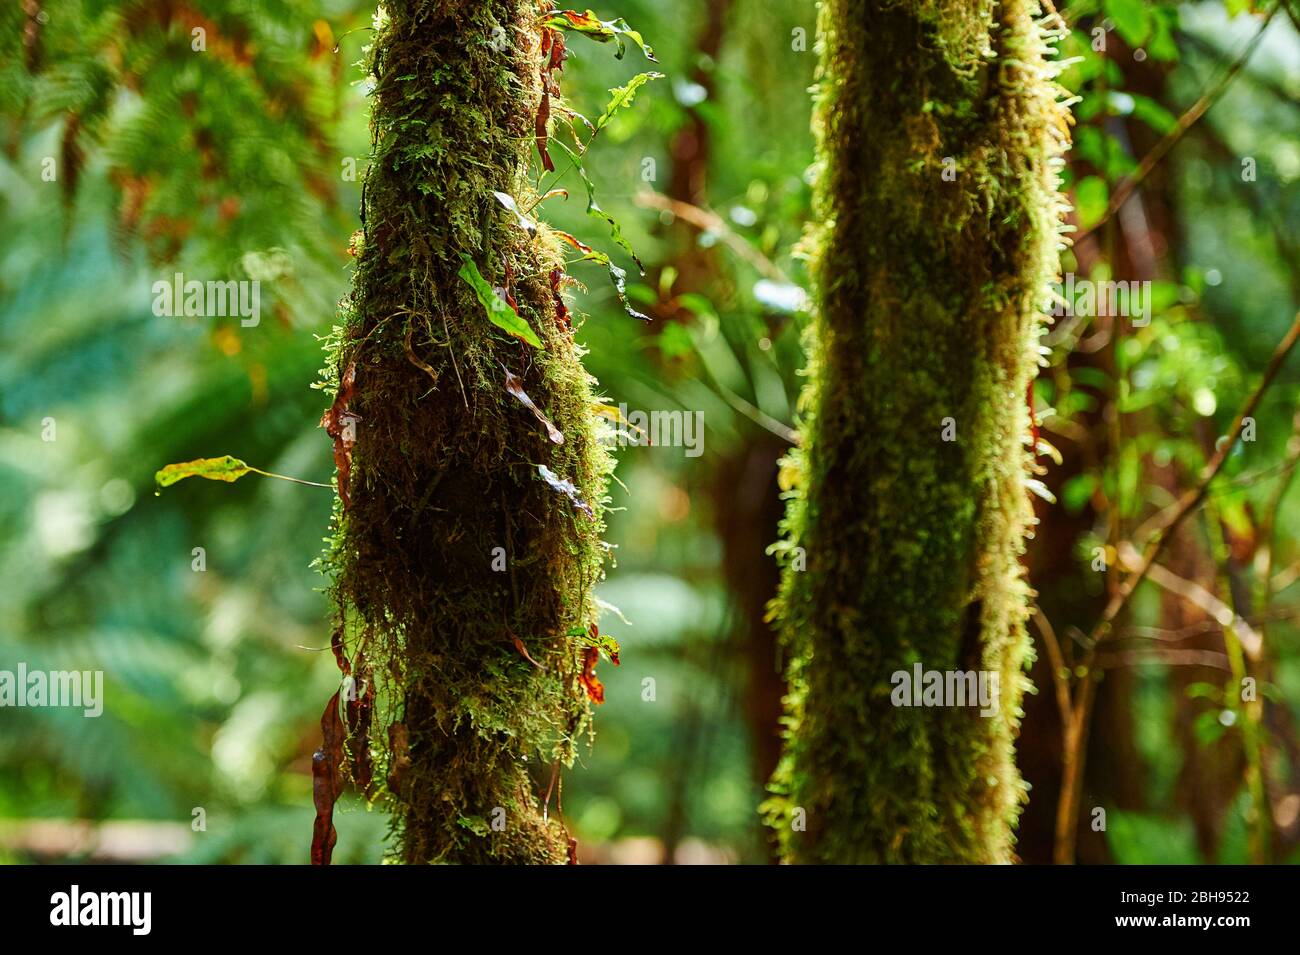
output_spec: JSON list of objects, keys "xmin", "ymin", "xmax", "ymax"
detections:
[{"xmin": 4, "ymin": 0, "xmax": 1299, "ymax": 869}]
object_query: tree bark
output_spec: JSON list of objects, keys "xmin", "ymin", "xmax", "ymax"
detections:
[
  {"xmin": 327, "ymin": 0, "xmax": 610, "ymax": 864},
  {"xmin": 766, "ymin": 0, "xmax": 1068, "ymax": 862}
]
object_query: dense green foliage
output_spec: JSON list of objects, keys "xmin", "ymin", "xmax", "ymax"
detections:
[{"xmin": 1, "ymin": 0, "xmax": 1299, "ymax": 865}]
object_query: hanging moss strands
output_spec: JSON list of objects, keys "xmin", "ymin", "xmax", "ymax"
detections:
[{"xmin": 320, "ymin": 1, "xmax": 636, "ymax": 864}]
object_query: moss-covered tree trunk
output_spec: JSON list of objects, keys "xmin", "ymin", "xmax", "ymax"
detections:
[
  {"xmin": 766, "ymin": 0, "xmax": 1067, "ymax": 862},
  {"xmin": 326, "ymin": 0, "xmax": 610, "ymax": 864}
]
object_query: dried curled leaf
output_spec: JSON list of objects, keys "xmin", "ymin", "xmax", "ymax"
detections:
[
  {"xmin": 553, "ymin": 226, "xmax": 649, "ymax": 323},
  {"xmin": 538, "ymin": 464, "xmax": 594, "ymax": 519},
  {"xmin": 504, "ymin": 367, "xmax": 564, "ymax": 445},
  {"xmin": 512, "ymin": 633, "xmax": 548, "ymax": 670},
  {"xmin": 541, "ymin": 9, "xmax": 657, "ymax": 61},
  {"xmin": 536, "ymin": 85, "xmax": 555, "ymax": 172},
  {"xmin": 320, "ymin": 359, "xmax": 359, "ymax": 508},
  {"xmin": 579, "ymin": 646, "xmax": 605, "ymax": 704},
  {"xmin": 458, "ymin": 254, "xmax": 543, "ymax": 348},
  {"xmin": 330, "ymin": 623, "xmax": 351, "ymax": 677},
  {"xmin": 404, "ymin": 323, "xmax": 438, "ymax": 385},
  {"xmin": 311, "ymin": 690, "xmax": 345, "ymax": 866},
  {"xmin": 493, "ymin": 190, "xmax": 537, "ymax": 236},
  {"xmin": 536, "ymin": 28, "xmax": 566, "ymax": 172},
  {"xmin": 550, "ymin": 268, "xmax": 571, "ymax": 329},
  {"xmin": 346, "ymin": 654, "xmax": 375, "ymax": 799},
  {"xmin": 552, "ymin": 229, "xmax": 595, "ymax": 256},
  {"xmin": 155, "ymin": 455, "xmax": 251, "ymax": 488}
]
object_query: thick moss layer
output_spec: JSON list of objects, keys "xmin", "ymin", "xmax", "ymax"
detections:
[
  {"xmin": 765, "ymin": 0, "xmax": 1069, "ymax": 862},
  {"xmin": 326, "ymin": 0, "xmax": 611, "ymax": 864}
]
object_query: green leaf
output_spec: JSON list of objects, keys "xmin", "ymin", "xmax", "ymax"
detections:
[
  {"xmin": 552, "ymin": 221, "xmax": 649, "ymax": 323},
  {"xmin": 595, "ymin": 72, "xmax": 664, "ymax": 132},
  {"xmin": 457, "ymin": 815, "xmax": 490, "ymax": 837},
  {"xmin": 554, "ymin": 139, "xmax": 645, "ymax": 275},
  {"xmin": 542, "ymin": 9, "xmax": 657, "ymax": 61},
  {"xmin": 155, "ymin": 455, "xmax": 251, "ymax": 488},
  {"xmin": 1104, "ymin": 0, "xmax": 1150, "ymax": 47},
  {"xmin": 1126, "ymin": 93, "xmax": 1177, "ymax": 136},
  {"xmin": 1106, "ymin": 811, "xmax": 1203, "ymax": 864},
  {"xmin": 1147, "ymin": 10, "xmax": 1180, "ymax": 61},
  {"xmin": 1074, "ymin": 176, "xmax": 1109, "ymax": 230},
  {"xmin": 658, "ymin": 322, "xmax": 694, "ymax": 359},
  {"xmin": 1060, "ymin": 473, "xmax": 1097, "ymax": 514},
  {"xmin": 457, "ymin": 254, "xmax": 543, "ymax": 348}
]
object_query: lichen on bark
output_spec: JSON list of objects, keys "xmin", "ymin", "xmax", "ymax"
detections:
[
  {"xmin": 764, "ymin": 0, "xmax": 1070, "ymax": 862},
  {"xmin": 322, "ymin": 0, "xmax": 613, "ymax": 864}
]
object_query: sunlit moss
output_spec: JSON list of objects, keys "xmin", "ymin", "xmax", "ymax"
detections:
[{"xmin": 764, "ymin": 0, "xmax": 1071, "ymax": 863}]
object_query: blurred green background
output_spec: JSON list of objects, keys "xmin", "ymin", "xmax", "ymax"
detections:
[{"xmin": 1, "ymin": 0, "xmax": 1298, "ymax": 864}]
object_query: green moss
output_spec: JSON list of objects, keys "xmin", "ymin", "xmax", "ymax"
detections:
[
  {"xmin": 764, "ymin": 0, "xmax": 1070, "ymax": 862},
  {"xmin": 324, "ymin": 0, "xmax": 613, "ymax": 864}
]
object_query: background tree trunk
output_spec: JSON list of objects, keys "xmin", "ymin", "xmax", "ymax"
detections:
[
  {"xmin": 766, "ymin": 0, "xmax": 1068, "ymax": 862},
  {"xmin": 327, "ymin": 0, "xmax": 611, "ymax": 864}
]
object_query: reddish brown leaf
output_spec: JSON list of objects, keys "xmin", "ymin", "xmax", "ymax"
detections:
[
  {"xmin": 311, "ymin": 690, "xmax": 345, "ymax": 866},
  {"xmin": 552, "ymin": 229, "xmax": 595, "ymax": 256},
  {"xmin": 567, "ymin": 837, "xmax": 579, "ymax": 865},
  {"xmin": 534, "ymin": 27, "xmax": 566, "ymax": 172},
  {"xmin": 504, "ymin": 367, "xmax": 564, "ymax": 445},
  {"xmin": 501, "ymin": 259, "xmax": 520, "ymax": 313},
  {"xmin": 536, "ymin": 87, "xmax": 554, "ymax": 172},
  {"xmin": 540, "ymin": 10, "xmax": 656, "ymax": 61},
  {"xmin": 550, "ymin": 268, "xmax": 571, "ymax": 329},
  {"xmin": 320, "ymin": 360, "xmax": 359, "ymax": 509},
  {"xmin": 579, "ymin": 646, "xmax": 605, "ymax": 704},
  {"xmin": 547, "ymin": 10, "xmax": 602, "ymax": 31},
  {"xmin": 548, "ymin": 28, "xmax": 567, "ymax": 74},
  {"xmin": 512, "ymin": 633, "xmax": 547, "ymax": 670}
]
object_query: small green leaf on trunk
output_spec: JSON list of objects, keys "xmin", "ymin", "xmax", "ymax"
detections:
[{"xmin": 458, "ymin": 254, "xmax": 543, "ymax": 348}]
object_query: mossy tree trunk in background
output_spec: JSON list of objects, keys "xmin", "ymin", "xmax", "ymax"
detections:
[
  {"xmin": 766, "ymin": 0, "xmax": 1067, "ymax": 862},
  {"xmin": 327, "ymin": 0, "xmax": 610, "ymax": 864}
]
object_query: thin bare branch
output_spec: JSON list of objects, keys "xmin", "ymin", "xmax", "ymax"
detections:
[{"xmin": 1073, "ymin": 5, "xmax": 1279, "ymax": 244}]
